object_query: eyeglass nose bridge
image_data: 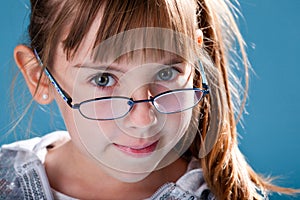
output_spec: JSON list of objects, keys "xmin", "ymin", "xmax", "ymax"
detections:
[
  {"xmin": 127, "ymin": 97, "xmax": 155, "ymax": 108},
  {"xmin": 126, "ymin": 97, "xmax": 157, "ymax": 117}
]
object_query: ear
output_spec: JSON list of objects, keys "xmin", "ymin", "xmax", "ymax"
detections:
[
  {"xmin": 14, "ymin": 45, "xmax": 54, "ymax": 104},
  {"xmin": 196, "ymin": 29, "xmax": 203, "ymax": 46}
]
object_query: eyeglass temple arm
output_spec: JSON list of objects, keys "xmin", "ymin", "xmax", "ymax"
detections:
[
  {"xmin": 33, "ymin": 49, "xmax": 74, "ymax": 108},
  {"xmin": 198, "ymin": 60, "xmax": 209, "ymax": 91}
]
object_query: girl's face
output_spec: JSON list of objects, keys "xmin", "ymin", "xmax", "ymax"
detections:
[{"xmin": 50, "ymin": 15, "xmax": 196, "ymax": 182}]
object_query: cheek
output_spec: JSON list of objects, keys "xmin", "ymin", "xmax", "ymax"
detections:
[
  {"xmin": 158, "ymin": 109, "xmax": 193, "ymax": 151},
  {"xmin": 59, "ymin": 105, "xmax": 112, "ymax": 158},
  {"xmin": 168, "ymin": 110, "xmax": 192, "ymax": 132}
]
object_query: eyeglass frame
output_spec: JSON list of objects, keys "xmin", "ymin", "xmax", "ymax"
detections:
[{"xmin": 33, "ymin": 48, "xmax": 209, "ymax": 120}]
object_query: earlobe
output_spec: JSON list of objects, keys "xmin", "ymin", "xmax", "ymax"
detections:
[
  {"xmin": 196, "ymin": 29, "xmax": 203, "ymax": 46},
  {"xmin": 14, "ymin": 45, "xmax": 54, "ymax": 104}
]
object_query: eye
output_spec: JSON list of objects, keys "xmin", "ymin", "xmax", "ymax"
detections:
[
  {"xmin": 157, "ymin": 67, "xmax": 180, "ymax": 81},
  {"xmin": 91, "ymin": 73, "xmax": 116, "ymax": 87}
]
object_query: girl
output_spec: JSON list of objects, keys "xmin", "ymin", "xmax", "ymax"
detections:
[{"xmin": 1, "ymin": 0, "xmax": 298, "ymax": 199}]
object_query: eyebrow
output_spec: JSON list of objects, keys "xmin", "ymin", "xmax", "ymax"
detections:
[
  {"xmin": 72, "ymin": 63, "xmax": 125, "ymax": 73},
  {"xmin": 160, "ymin": 57, "xmax": 185, "ymax": 65},
  {"xmin": 72, "ymin": 57, "xmax": 185, "ymax": 72}
]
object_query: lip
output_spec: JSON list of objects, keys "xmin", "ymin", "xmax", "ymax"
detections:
[{"xmin": 113, "ymin": 141, "xmax": 159, "ymax": 157}]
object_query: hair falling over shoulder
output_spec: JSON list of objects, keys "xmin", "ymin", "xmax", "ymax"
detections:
[
  {"xmin": 25, "ymin": 0, "xmax": 299, "ymax": 199},
  {"xmin": 190, "ymin": 0, "xmax": 300, "ymax": 199}
]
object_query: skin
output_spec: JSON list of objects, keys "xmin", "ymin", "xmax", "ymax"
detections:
[{"xmin": 14, "ymin": 11, "xmax": 203, "ymax": 200}]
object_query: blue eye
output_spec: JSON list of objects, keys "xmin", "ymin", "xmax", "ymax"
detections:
[
  {"xmin": 91, "ymin": 73, "xmax": 116, "ymax": 87},
  {"xmin": 157, "ymin": 67, "xmax": 179, "ymax": 81}
]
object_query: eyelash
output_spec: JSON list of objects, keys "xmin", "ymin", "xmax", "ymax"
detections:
[
  {"xmin": 156, "ymin": 66, "xmax": 182, "ymax": 82},
  {"xmin": 87, "ymin": 65, "xmax": 183, "ymax": 89},
  {"xmin": 88, "ymin": 73, "xmax": 118, "ymax": 91}
]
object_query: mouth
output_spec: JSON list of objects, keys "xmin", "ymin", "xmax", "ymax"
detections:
[{"xmin": 113, "ymin": 141, "xmax": 159, "ymax": 157}]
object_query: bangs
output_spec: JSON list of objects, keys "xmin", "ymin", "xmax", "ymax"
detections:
[
  {"xmin": 92, "ymin": 27, "xmax": 200, "ymax": 65},
  {"xmin": 61, "ymin": 0, "xmax": 199, "ymax": 64}
]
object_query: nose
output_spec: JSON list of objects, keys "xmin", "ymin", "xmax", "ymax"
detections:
[{"xmin": 124, "ymin": 86, "xmax": 157, "ymax": 129}]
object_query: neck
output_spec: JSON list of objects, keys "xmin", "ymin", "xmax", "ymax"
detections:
[{"xmin": 45, "ymin": 141, "xmax": 188, "ymax": 200}]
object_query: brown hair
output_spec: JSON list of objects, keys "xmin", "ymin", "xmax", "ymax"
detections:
[{"xmin": 25, "ymin": 0, "xmax": 299, "ymax": 199}]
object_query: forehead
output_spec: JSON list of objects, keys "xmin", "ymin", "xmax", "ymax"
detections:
[
  {"xmin": 65, "ymin": 23, "xmax": 198, "ymax": 67},
  {"xmin": 54, "ymin": 0, "xmax": 198, "ymax": 64},
  {"xmin": 90, "ymin": 28, "xmax": 198, "ymax": 65}
]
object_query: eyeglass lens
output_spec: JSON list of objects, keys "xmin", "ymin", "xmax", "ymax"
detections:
[{"xmin": 77, "ymin": 89, "xmax": 204, "ymax": 120}]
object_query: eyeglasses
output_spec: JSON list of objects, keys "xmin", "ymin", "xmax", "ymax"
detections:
[{"xmin": 33, "ymin": 49, "xmax": 209, "ymax": 120}]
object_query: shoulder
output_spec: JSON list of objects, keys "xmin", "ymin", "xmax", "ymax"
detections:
[
  {"xmin": 148, "ymin": 159, "xmax": 216, "ymax": 200},
  {"xmin": 0, "ymin": 131, "xmax": 70, "ymax": 199},
  {"xmin": 0, "ymin": 142, "xmax": 53, "ymax": 199},
  {"xmin": 1, "ymin": 131, "xmax": 70, "ymax": 163},
  {"xmin": 176, "ymin": 168, "xmax": 215, "ymax": 200}
]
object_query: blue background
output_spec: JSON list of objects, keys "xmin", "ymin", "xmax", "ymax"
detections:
[{"xmin": 0, "ymin": 1, "xmax": 299, "ymax": 199}]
